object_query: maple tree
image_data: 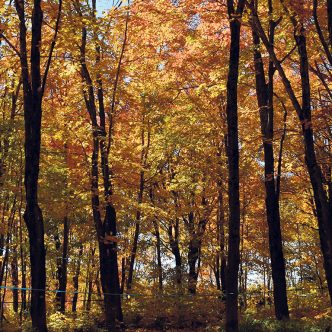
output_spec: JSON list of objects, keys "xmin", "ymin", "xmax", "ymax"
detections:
[{"xmin": 0, "ymin": 0, "xmax": 332, "ymax": 331}]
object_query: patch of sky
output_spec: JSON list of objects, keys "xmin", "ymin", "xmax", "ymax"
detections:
[
  {"xmin": 188, "ymin": 13, "xmax": 200, "ymax": 31},
  {"xmin": 96, "ymin": 0, "xmax": 127, "ymax": 16}
]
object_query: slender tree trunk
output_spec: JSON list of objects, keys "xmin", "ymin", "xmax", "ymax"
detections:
[
  {"xmin": 120, "ymin": 257, "xmax": 126, "ymax": 294},
  {"xmin": 0, "ymin": 257, "xmax": 9, "ymax": 325},
  {"xmin": 14, "ymin": 0, "xmax": 61, "ymax": 328},
  {"xmin": 18, "ymin": 151, "xmax": 26, "ymax": 317},
  {"xmin": 217, "ymin": 148, "xmax": 227, "ymax": 296},
  {"xmin": 225, "ymin": 1, "xmax": 245, "ymax": 331},
  {"xmin": 153, "ymin": 221, "xmax": 163, "ymax": 291},
  {"xmin": 86, "ymin": 249, "xmax": 94, "ymax": 312},
  {"xmin": 149, "ymin": 186, "xmax": 163, "ymax": 291},
  {"xmin": 72, "ymin": 244, "xmax": 83, "ymax": 313},
  {"xmin": 170, "ymin": 231, "xmax": 182, "ymax": 286},
  {"xmin": 127, "ymin": 114, "xmax": 150, "ymax": 290},
  {"xmin": 0, "ymin": 199, "xmax": 16, "ymax": 319},
  {"xmin": 77, "ymin": 4, "xmax": 123, "ymax": 325},
  {"xmin": 127, "ymin": 208, "xmax": 141, "ymax": 290},
  {"xmin": 55, "ymin": 216, "xmax": 69, "ymax": 312},
  {"xmin": 95, "ymin": 270, "xmax": 102, "ymax": 300},
  {"xmin": 19, "ymin": 223, "xmax": 27, "ymax": 317},
  {"xmin": 188, "ymin": 238, "xmax": 200, "ymax": 294},
  {"xmin": 214, "ymin": 256, "xmax": 221, "ymax": 290},
  {"xmin": 251, "ymin": 12, "xmax": 289, "ymax": 318},
  {"xmin": 251, "ymin": 0, "xmax": 332, "ymax": 306},
  {"xmin": 187, "ymin": 192, "xmax": 209, "ymax": 294},
  {"xmin": 296, "ymin": 30, "xmax": 332, "ymax": 304},
  {"xmin": 11, "ymin": 246, "xmax": 19, "ymax": 313},
  {"xmin": 169, "ymin": 194, "xmax": 182, "ymax": 286}
]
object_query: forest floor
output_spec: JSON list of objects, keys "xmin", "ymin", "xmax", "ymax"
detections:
[{"xmin": 1, "ymin": 294, "xmax": 332, "ymax": 331}]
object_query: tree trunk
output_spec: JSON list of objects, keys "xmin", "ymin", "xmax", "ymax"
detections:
[
  {"xmin": 14, "ymin": 0, "xmax": 61, "ymax": 328},
  {"xmin": 187, "ymin": 192, "xmax": 208, "ymax": 294},
  {"xmin": 19, "ymin": 221, "xmax": 27, "ymax": 318},
  {"xmin": 55, "ymin": 216, "xmax": 69, "ymax": 312},
  {"xmin": 127, "ymin": 114, "xmax": 149, "ymax": 290},
  {"xmin": 86, "ymin": 249, "xmax": 95, "ymax": 312},
  {"xmin": 169, "ymin": 191, "xmax": 182, "ymax": 286},
  {"xmin": 77, "ymin": 5, "xmax": 123, "ymax": 325},
  {"xmin": 120, "ymin": 257, "xmax": 126, "ymax": 294},
  {"xmin": 188, "ymin": 237, "xmax": 200, "ymax": 294},
  {"xmin": 251, "ymin": 0, "xmax": 332, "ymax": 306},
  {"xmin": 11, "ymin": 246, "xmax": 19, "ymax": 313},
  {"xmin": 296, "ymin": 31, "xmax": 332, "ymax": 304},
  {"xmin": 154, "ymin": 223, "xmax": 163, "ymax": 291},
  {"xmin": 72, "ymin": 244, "xmax": 83, "ymax": 313},
  {"xmin": 169, "ymin": 220, "xmax": 182, "ymax": 286},
  {"xmin": 217, "ymin": 148, "xmax": 227, "ymax": 296},
  {"xmin": 251, "ymin": 15, "xmax": 289, "ymax": 319},
  {"xmin": 225, "ymin": 1, "xmax": 245, "ymax": 331}
]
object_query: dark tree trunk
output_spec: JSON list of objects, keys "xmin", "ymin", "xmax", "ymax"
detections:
[
  {"xmin": 11, "ymin": 246, "xmax": 19, "ymax": 313},
  {"xmin": 127, "ymin": 208, "xmax": 141, "ymax": 290},
  {"xmin": 77, "ymin": 4, "xmax": 123, "ymax": 325},
  {"xmin": 187, "ymin": 193, "xmax": 208, "ymax": 294},
  {"xmin": 251, "ymin": 0, "xmax": 332, "ymax": 307},
  {"xmin": 217, "ymin": 148, "xmax": 227, "ymax": 296},
  {"xmin": 19, "ymin": 215, "xmax": 27, "ymax": 316},
  {"xmin": 95, "ymin": 270, "xmax": 102, "ymax": 300},
  {"xmin": 18, "ymin": 155, "xmax": 27, "ymax": 317},
  {"xmin": 296, "ymin": 31, "xmax": 332, "ymax": 304},
  {"xmin": 214, "ymin": 257, "xmax": 221, "ymax": 290},
  {"xmin": 86, "ymin": 248, "xmax": 95, "ymax": 312},
  {"xmin": 120, "ymin": 257, "xmax": 126, "ymax": 294},
  {"xmin": 14, "ymin": 0, "xmax": 61, "ymax": 328},
  {"xmin": 55, "ymin": 216, "xmax": 69, "ymax": 312},
  {"xmin": 225, "ymin": 1, "xmax": 245, "ymax": 331},
  {"xmin": 169, "ymin": 190, "xmax": 182, "ymax": 286},
  {"xmin": 169, "ymin": 220, "xmax": 182, "ymax": 286},
  {"xmin": 127, "ymin": 115, "xmax": 149, "ymax": 290},
  {"xmin": 251, "ymin": 14, "xmax": 289, "ymax": 319},
  {"xmin": 0, "ymin": 257, "xmax": 9, "ymax": 324},
  {"xmin": 154, "ymin": 222, "xmax": 163, "ymax": 291},
  {"xmin": 72, "ymin": 244, "xmax": 83, "ymax": 313},
  {"xmin": 188, "ymin": 237, "xmax": 200, "ymax": 294},
  {"xmin": 149, "ymin": 186, "xmax": 163, "ymax": 291}
]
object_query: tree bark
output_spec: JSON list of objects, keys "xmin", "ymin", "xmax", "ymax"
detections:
[
  {"xmin": 169, "ymin": 190, "xmax": 182, "ymax": 286},
  {"xmin": 251, "ymin": 10, "xmax": 289, "ymax": 318},
  {"xmin": 72, "ymin": 244, "xmax": 83, "ymax": 313},
  {"xmin": 150, "ymin": 187, "xmax": 163, "ymax": 290},
  {"xmin": 55, "ymin": 216, "xmax": 69, "ymax": 312},
  {"xmin": 154, "ymin": 222, "xmax": 163, "ymax": 291},
  {"xmin": 76, "ymin": 2, "xmax": 123, "ymax": 326},
  {"xmin": 225, "ymin": 1, "xmax": 245, "ymax": 331},
  {"xmin": 127, "ymin": 113, "xmax": 150, "ymax": 290},
  {"xmin": 187, "ymin": 189, "xmax": 209, "ymax": 294},
  {"xmin": 14, "ymin": 0, "xmax": 61, "ymax": 328},
  {"xmin": 11, "ymin": 246, "xmax": 19, "ymax": 313},
  {"xmin": 251, "ymin": 1, "xmax": 332, "ymax": 306},
  {"xmin": 217, "ymin": 147, "xmax": 227, "ymax": 296}
]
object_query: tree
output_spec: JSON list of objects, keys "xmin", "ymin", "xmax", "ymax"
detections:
[
  {"xmin": 250, "ymin": 0, "xmax": 332, "ymax": 304},
  {"xmin": 13, "ymin": 0, "xmax": 62, "ymax": 329},
  {"xmin": 250, "ymin": 0, "xmax": 289, "ymax": 319},
  {"xmin": 224, "ymin": 1, "xmax": 245, "ymax": 331}
]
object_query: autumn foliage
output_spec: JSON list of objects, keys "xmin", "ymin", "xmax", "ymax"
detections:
[{"xmin": 0, "ymin": 0, "xmax": 332, "ymax": 331}]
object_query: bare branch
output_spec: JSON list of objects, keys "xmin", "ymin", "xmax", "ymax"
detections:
[{"xmin": 41, "ymin": 0, "xmax": 63, "ymax": 97}]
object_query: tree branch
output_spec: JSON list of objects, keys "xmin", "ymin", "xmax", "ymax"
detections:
[{"xmin": 41, "ymin": 0, "xmax": 63, "ymax": 97}]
